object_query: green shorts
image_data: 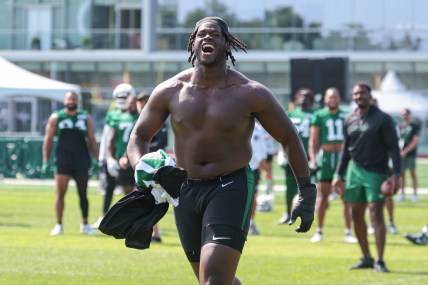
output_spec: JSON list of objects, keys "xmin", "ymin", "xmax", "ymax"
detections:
[
  {"xmin": 345, "ymin": 161, "xmax": 387, "ymax": 203},
  {"xmin": 317, "ymin": 150, "xmax": 339, "ymax": 182},
  {"xmin": 401, "ymin": 155, "xmax": 416, "ymax": 170}
]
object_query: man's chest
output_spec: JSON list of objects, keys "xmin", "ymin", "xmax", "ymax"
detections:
[{"xmin": 171, "ymin": 89, "xmax": 250, "ymax": 131}]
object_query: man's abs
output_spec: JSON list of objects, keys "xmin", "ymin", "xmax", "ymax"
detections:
[
  {"xmin": 321, "ymin": 142, "xmax": 342, "ymax": 153},
  {"xmin": 174, "ymin": 142, "xmax": 252, "ymax": 179}
]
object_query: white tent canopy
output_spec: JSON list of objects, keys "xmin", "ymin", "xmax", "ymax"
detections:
[
  {"xmin": 0, "ymin": 56, "xmax": 80, "ymax": 101},
  {"xmin": 372, "ymin": 70, "xmax": 428, "ymax": 118}
]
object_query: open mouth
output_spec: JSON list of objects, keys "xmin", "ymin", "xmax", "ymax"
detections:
[{"xmin": 202, "ymin": 44, "xmax": 214, "ymax": 54}]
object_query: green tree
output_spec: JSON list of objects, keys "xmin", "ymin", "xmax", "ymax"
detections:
[
  {"xmin": 313, "ymin": 23, "xmax": 380, "ymax": 51},
  {"xmin": 182, "ymin": 0, "xmax": 237, "ymax": 28},
  {"xmin": 264, "ymin": 6, "xmax": 321, "ymax": 50}
]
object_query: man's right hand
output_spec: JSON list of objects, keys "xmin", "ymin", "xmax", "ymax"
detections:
[
  {"xmin": 332, "ymin": 178, "xmax": 345, "ymax": 196},
  {"xmin": 107, "ymin": 157, "xmax": 120, "ymax": 177}
]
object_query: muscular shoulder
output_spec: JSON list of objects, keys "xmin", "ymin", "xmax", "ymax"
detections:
[
  {"xmin": 48, "ymin": 111, "xmax": 59, "ymax": 123},
  {"xmin": 230, "ymin": 69, "xmax": 266, "ymax": 91},
  {"xmin": 163, "ymin": 68, "xmax": 192, "ymax": 89},
  {"xmin": 225, "ymin": 69, "xmax": 274, "ymax": 106},
  {"xmin": 151, "ymin": 69, "xmax": 192, "ymax": 100}
]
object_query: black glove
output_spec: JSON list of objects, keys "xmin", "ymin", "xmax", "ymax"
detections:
[
  {"xmin": 153, "ymin": 166, "xmax": 187, "ymax": 198},
  {"xmin": 288, "ymin": 177, "xmax": 317, "ymax": 233}
]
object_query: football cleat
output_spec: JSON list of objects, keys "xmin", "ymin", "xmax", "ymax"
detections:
[
  {"xmin": 349, "ymin": 257, "xmax": 374, "ymax": 270},
  {"xmin": 276, "ymin": 213, "xmax": 290, "ymax": 225},
  {"xmin": 389, "ymin": 223, "xmax": 399, "ymax": 234},
  {"xmin": 50, "ymin": 224, "xmax": 63, "ymax": 236},
  {"xmin": 344, "ymin": 233, "xmax": 358, "ymax": 243},
  {"xmin": 403, "ymin": 232, "xmax": 427, "ymax": 245},
  {"xmin": 80, "ymin": 224, "xmax": 97, "ymax": 235},
  {"xmin": 374, "ymin": 260, "xmax": 389, "ymax": 273},
  {"xmin": 310, "ymin": 232, "xmax": 323, "ymax": 243}
]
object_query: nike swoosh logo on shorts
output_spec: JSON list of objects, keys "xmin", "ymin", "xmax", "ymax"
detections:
[
  {"xmin": 212, "ymin": 235, "xmax": 232, "ymax": 241},
  {"xmin": 221, "ymin": 181, "xmax": 234, "ymax": 187}
]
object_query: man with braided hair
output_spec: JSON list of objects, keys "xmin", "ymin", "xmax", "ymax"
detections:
[
  {"xmin": 186, "ymin": 17, "xmax": 247, "ymax": 67},
  {"xmin": 128, "ymin": 17, "xmax": 316, "ymax": 285}
]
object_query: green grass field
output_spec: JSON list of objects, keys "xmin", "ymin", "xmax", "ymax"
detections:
[
  {"xmin": 268, "ymin": 158, "xmax": 428, "ymax": 190},
  {"xmin": 1, "ymin": 179, "xmax": 427, "ymax": 285}
]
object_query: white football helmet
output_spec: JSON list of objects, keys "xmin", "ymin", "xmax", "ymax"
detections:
[{"xmin": 112, "ymin": 83, "xmax": 136, "ymax": 110}]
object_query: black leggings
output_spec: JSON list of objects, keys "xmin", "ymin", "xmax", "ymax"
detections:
[
  {"xmin": 74, "ymin": 175, "xmax": 89, "ymax": 218},
  {"xmin": 100, "ymin": 163, "xmax": 116, "ymax": 214}
]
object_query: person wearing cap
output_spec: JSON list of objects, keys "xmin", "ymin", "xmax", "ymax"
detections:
[
  {"xmin": 127, "ymin": 17, "xmax": 316, "ymax": 285},
  {"xmin": 93, "ymin": 83, "xmax": 138, "ymax": 229},
  {"xmin": 106, "ymin": 85, "xmax": 139, "ymax": 195}
]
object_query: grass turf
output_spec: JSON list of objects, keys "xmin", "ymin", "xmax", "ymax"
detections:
[{"xmin": 1, "ymin": 181, "xmax": 427, "ymax": 285}]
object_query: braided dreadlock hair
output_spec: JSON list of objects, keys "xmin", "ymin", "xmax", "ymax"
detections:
[{"xmin": 187, "ymin": 17, "xmax": 247, "ymax": 67}]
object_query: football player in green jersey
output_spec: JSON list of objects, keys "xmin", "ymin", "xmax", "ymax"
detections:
[
  {"xmin": 93, "ymin": 83, "xmax": 136, "ymax": 229},
  {"xmin": 308, "ymin": 87, "xmax": 357, "ymax": 243},
  {"xmin": 106, "ymin": 87, "xmax": 139, "ymax": 196},
  {"xmin": 43, "ymin": 91, "xmax": 99, "ymax": 236},
  {"xmin": 277, "ymin": 88, "xmax": 316, "ymax": 224}
]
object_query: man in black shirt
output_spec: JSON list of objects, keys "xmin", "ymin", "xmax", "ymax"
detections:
[
  {"xmin": 332, "ymin": 83, "xmax": 401, "ymax": 273},
  {"xmin": 397, "ymin": 108, "xmax": 420, "ymax": 202}
]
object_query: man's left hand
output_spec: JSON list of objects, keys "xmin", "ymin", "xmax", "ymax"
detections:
[{"xmin": 289, "ymin": 181, "xmax": 317, "ymax": 233}]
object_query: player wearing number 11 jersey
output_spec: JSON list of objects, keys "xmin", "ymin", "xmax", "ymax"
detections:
[{"xmin": 308, "ymin": 88, "xmax": 357, "ymax": 243}]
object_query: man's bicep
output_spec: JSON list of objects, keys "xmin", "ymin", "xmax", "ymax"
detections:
[
  {"xmin": 310, "ymin": 126, "xmax": 320, "ymax": 141},
  {"xmin": 44, "ymin": 115, "xmax": 57, "ymax": 139},
  {"xmin": 137, "ymin": 104, "xmax": 169, "ymax": 139}
]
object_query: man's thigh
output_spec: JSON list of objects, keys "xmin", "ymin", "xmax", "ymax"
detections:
[{"xmin": 345, "ymin": 161, "xmax": 386, "ymax": 203}]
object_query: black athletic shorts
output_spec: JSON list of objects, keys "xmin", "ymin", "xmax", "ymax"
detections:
[
  {"xmin": 56, "ymin": 149, "xmax": 90, "ymax": 177},
  {"xmin": 174, "ymin": 165, "xmax": 255, "ymax": 262},
  {"xmin": 253, "ymin": 168, "xmax": 260, "ymax": 193},
  {"xmin": 117, "ymin": 164, "xmax": 135, "ymax": 186}
]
